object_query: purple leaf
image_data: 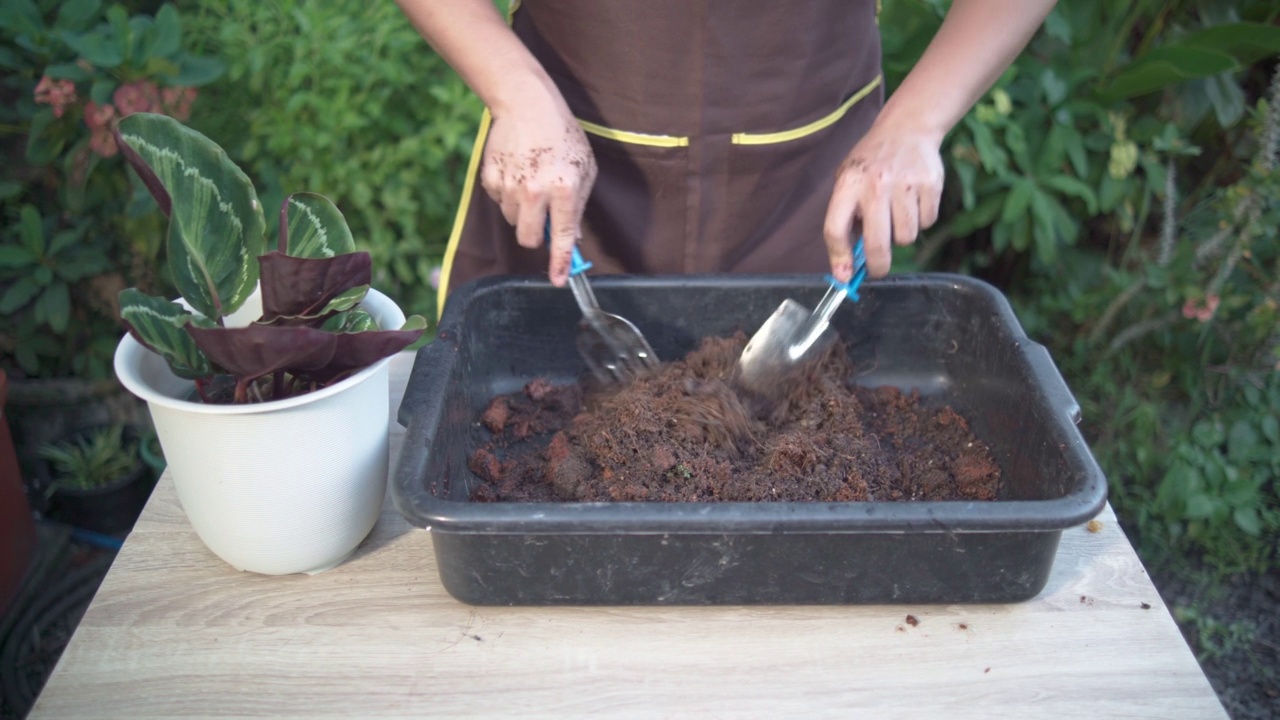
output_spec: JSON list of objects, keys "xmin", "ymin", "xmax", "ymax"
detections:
[
  {"xmin": 112, "ymin": 123, "xmax": 172, "ymax": 217},
  {"xmin": 258, "ymin": 251, "xmax": 372, "ymax": 324},
  {"xmin": 185, "ymin": 323, "xmax": 337, "ymax": 385},
  {"xmin": 308, "ymin": 328, "xmax": 424, "ymax": 385}
]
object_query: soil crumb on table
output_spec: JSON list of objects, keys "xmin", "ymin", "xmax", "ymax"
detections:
[{"xmin": 469, "ymin": 332, "xmax": 1002, "ymax": 503}]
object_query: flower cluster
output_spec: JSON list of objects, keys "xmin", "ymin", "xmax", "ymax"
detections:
[
  {"xmin": 1181, "ymin": 294, "xmax": 1220, "ymax": 323},
  {"xmin": 33, "ymin": 76, "xmax": 198, "ymax": 158},
  {"xmin": 33, "ymin": 76, "xmax": 77, "ymax": 118},
  {"xmin": 83, "ymin": 100, "xmax": 118, "ymax": 157}
]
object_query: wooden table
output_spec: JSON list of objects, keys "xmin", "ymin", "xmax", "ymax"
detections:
[{"xmin": 30, "ymin": 353, "xmax": 1227, "ymax": 719}]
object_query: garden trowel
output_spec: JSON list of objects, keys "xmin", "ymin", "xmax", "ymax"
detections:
[{"xmin": 735, "ymin": 239, "xmax": 867, "ymax": 399}]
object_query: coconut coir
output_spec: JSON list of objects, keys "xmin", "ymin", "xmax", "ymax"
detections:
[{"xmin": 469, "ymin": 332, "xmax": 1001, "ymax": 503}]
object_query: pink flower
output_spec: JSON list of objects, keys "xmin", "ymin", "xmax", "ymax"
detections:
[
  {"xmin": 160, "ymin": 86, "xmax": 197, "ymax": 121},
  {"xmin": 34, "ymin": 75, "xmax": 77, "ymax": 118},
  {"xmin": 89, "ymin": 128, "xmax": 118, "ymax": 158},
  {"xmin": 429, "ymin": 265, "xmax": 442, "ymax": 290},
  {"xmin": 83, "ymin": 100, "xmax": 116, "ymax": 129},
  {"xmin": 112, "ymin": 81, "xmax": 161, "ymax": 116},
  {"xmin": 83, "ymin": 102, "xmax": 119, "ymax": 157},
  {"xmin": 1181, "ymin": 295, "xmax": 1219, "ymax": 323}
]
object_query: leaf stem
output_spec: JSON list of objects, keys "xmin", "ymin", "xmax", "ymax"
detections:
[{"xmin": 194, "ymin": 377, "xmax": 213, "ymax": 404}]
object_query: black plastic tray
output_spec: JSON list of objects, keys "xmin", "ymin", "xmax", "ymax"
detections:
[{"xmin": 391, "ymin": 273, "xmax": 1107, "ymax": 605}]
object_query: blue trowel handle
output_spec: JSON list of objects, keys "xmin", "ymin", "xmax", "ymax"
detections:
[
  {"xmin": 570, "ymin": 246, "xmax": 592, "ymax": 276},
  {"xmin": 545, "ymin": 220, "xmax": 593, "ymax": 276},
  {"xmin": 814, "ymin": 237, "xmax": 867, "ymax": 327}
]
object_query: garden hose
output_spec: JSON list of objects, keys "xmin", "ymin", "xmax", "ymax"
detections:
[{"xmin": 0, "ymin": 552, "xmax": 114, "ymax": 716}]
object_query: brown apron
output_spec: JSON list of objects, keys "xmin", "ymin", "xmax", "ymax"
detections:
[{"xmin": 437, "ymin": 0, "xmax": 884, "ymax": 312}]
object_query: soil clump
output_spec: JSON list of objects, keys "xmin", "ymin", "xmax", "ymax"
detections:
[{"xmin": 469, "ymin": 333, "xmax": 1001, "ymax": 503}]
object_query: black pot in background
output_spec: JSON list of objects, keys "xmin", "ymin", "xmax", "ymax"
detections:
[
  {"xmin": 6, "ymin": 375, "xmax": 145, "ymax": 486},
  {"xmin": 35, "ymin": 426, "xmax": 155, "ymax": 537}
]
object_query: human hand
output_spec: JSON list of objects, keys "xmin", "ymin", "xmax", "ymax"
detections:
[
  {"xmin": 481, "ymin": 84, "xmax": 597, "ymax": 286},
  {"xmin": 822, "ymin": 121, "xmax": 945, "ymax": 281}
]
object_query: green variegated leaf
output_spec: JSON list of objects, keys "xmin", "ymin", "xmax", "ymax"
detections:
[
  {"xmin": 115, "ymin": 113, "xmax": 265, "ymax": 321},
  {"xmin": 321, "ymin": 309, "xmax": 377, "ymax": 333},
  {"xmin": 321, "ymin": 285, "xmax": 368, "ymax": 315},
  {"xmin": 401, "ymin": 315, "xmax": 428, "ymax": 331},
  {"xmin": 118, "ymin": 289, "xmax": 211, "ymax": 380},
  {"xmin": 165, "ymin": 219, "xmax": 216, "ymax": 323},
  {"xmin": 280, "ymin": 192, "xmax": 355, "ymax": 258}
]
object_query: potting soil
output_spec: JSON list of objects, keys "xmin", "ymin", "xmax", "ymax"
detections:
[{"xmin": 469, "ymin": 332, "xmax": 1001, "ymax": 502}]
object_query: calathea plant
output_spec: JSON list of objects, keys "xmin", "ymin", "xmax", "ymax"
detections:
[{"xmin": 111, "ymin": 112, "xmax": 425, "ymax": 404}]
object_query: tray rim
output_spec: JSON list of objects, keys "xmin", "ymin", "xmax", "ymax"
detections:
[{"xmin": 391, "ymin": 272, "xmax": 1109, "ymax": 536}]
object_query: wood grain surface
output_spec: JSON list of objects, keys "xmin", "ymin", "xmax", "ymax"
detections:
[{"xmin": 29, "ymin": 353, "xmax": 1227, "ymax": 719}]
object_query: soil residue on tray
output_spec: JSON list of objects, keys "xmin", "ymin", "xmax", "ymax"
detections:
[{"xmin": 468, "ymin": 332, "xmax": 1001, "ymax": 503}]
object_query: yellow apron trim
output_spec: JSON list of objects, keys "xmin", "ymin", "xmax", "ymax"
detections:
[
  {"xmin": 437, "ymin": 0, "xmax": 518, "ymax": 317},
  {"xmin": 578, "ymin": 119, "xmax": 690, "ymax": 148},
  {"xmin": 436, "ymin": 107, "xmax": 493, "ymax": 318},
  {"xmin": 731, "ymin": 74, "xmax": 882, "ymax": 146}
]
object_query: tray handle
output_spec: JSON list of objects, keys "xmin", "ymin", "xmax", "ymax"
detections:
[
  {"xmin": 391, "ymin": 333, "xmax": 459, "ymax": 528},
  {"xmin": 1021, "ymin": 340, "xmax": 1082, "ymax": 425},
  {"xmin": 395, "ymin": 331, "xmax": 458, "ymax": 430}
]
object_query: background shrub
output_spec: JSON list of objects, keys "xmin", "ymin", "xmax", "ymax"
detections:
[
  {"xmin": 882, "ymin": 0, "xmax": 1280, "ymax": 574},
  {"xmin": 185, "ymin": 0, "xmax": 483, "ymax": 326},
  {"xmin": 1, "ymin": 0, "xmax": 224, "ymax": 380}
]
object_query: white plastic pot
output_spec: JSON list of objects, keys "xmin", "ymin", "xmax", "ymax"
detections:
[{"xmin": 113, "ymin": 289, "xmax": 405, "ymax": 575}]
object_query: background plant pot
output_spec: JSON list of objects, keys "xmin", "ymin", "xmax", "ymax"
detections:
[
  {"xmin": 36, "ymin": 425, "xmax": 153, "ymax": 537},
  {"xmin": 0, "ymin": 369, "xmax": 37, "ymax": 617},
  {"xmin": 113, "ymin": 289, "xmax": 406, "ymax": 576},
  {"xmin": 5, "ymin": 376, "xmax": 146, "ymax": 487}
]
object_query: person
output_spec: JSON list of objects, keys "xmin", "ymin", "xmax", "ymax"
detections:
[{"xmin": 395, "ymin": 0, "xmax": 1057, "ymax": 311}]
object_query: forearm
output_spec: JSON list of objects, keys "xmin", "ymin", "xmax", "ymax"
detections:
[
  {"xmin": 394, "ymin": 0, "xmax": 555, "ymax": 116},
  {"xmin": 878, "ymin": 0, "xmax": 1057, "ymax": 144}
]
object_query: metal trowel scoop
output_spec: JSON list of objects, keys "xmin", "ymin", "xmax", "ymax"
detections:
[{"xmin": 736, "ymin": 239, "xmax": 868, "ymax": 398}]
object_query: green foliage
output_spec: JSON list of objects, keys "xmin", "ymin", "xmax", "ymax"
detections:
[
  {"xmin": 1099, "ymin": 21, "xmax": 1280, "ymax": 101},
  {"xmin": 0, "ymin": 206, "xmax": 107, "ymax": 333},
  {"xmin": 1013, "ymin": 79, "xmax": 1280, "ymax": 574},
  {"xmin": 2, "ymin": 0, "xmax": 225, "ymax": 100},
  {"xmin": 0, "ymin": 0, "xmax": 224, "ymax": 379},
  {"xmin": 184, "ymin": 0, "xmax": 483, "ymax": 325},
  {"xmin": 881, "ymin": 1, "xmax": 1280, "ymax": 575},
  {"xmin": 881, "ymin": 0, "xmax": 1280, "ymax": 273},
  {"xmin": 37, "ymin": 423, "xmax": 138, "ymax": 493},
  {"xmin": 1148, "ymin": 381, "xmax": 1280, "ymax": 572},
  {"xmin": 1173, "ymin": 603, "xmax": 1260, "ymax": 664}
]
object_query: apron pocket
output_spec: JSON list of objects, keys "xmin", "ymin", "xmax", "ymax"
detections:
[
  {"xmin": 580, "ymin": 130, "xmax": 691, "ymax": 275},
  {"xmin": 722, "ymin": 89, "xmax": 881, "ymax": 273}
]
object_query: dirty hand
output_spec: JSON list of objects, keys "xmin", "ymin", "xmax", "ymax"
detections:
[
  {"xmin": 823, "ymin": 121, "xmax": 945, "ymax": 281},
  {"xmin": 480, "ymin": 83, "xmax": 598, "ymax": 287}
]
